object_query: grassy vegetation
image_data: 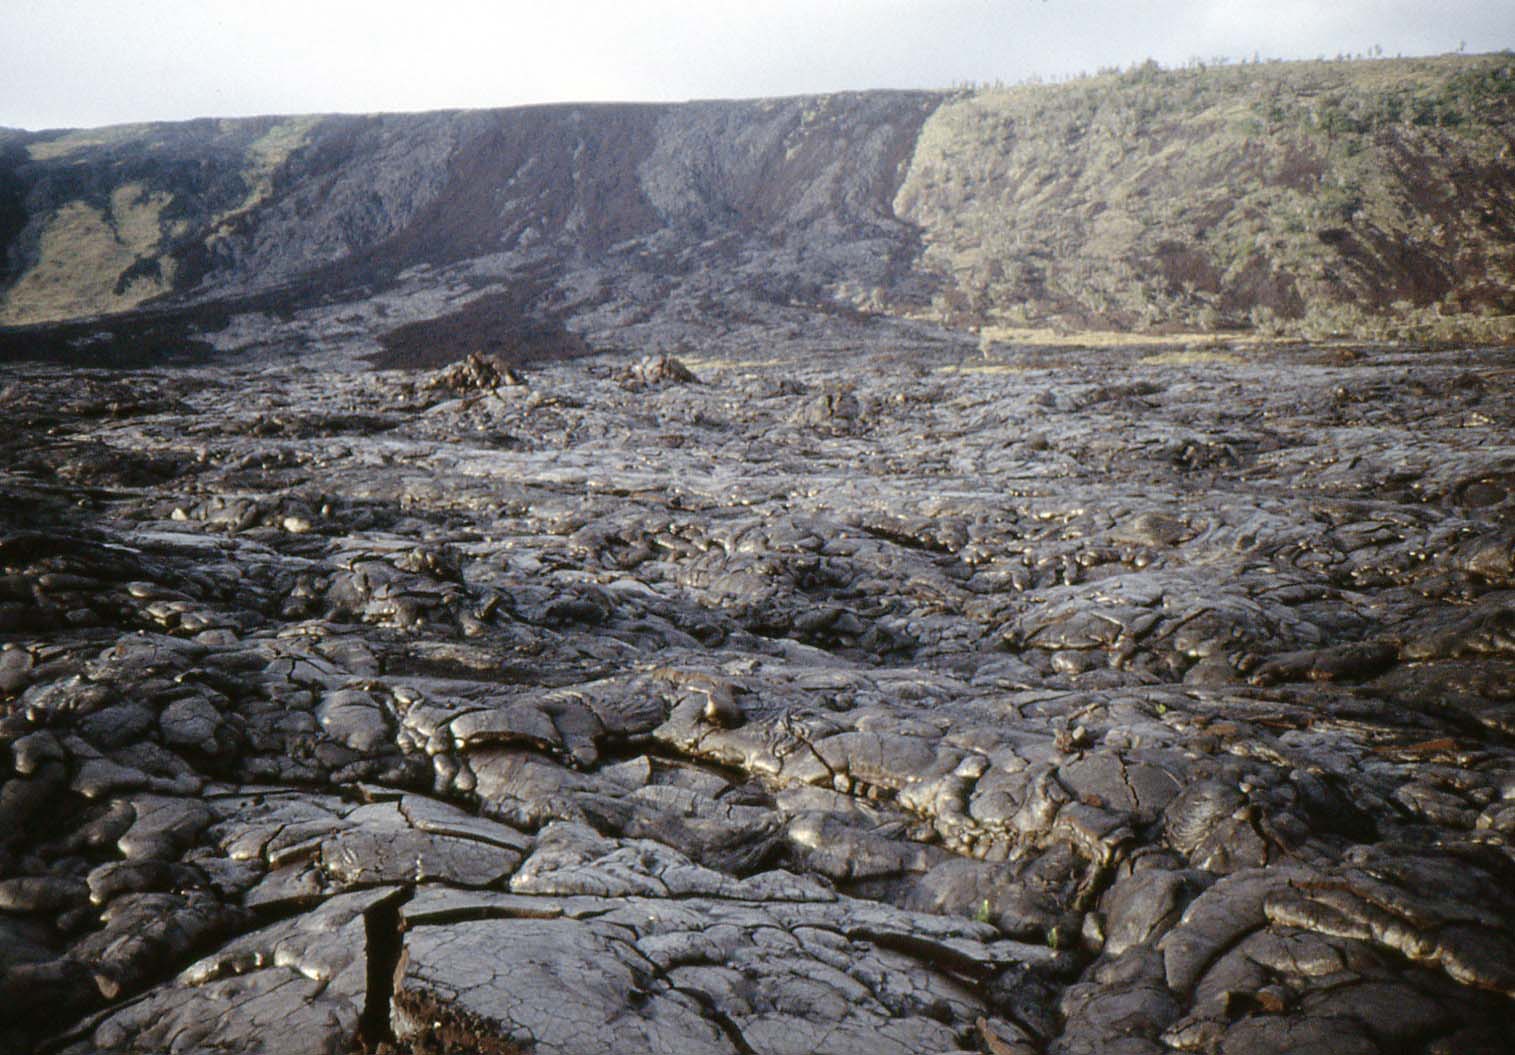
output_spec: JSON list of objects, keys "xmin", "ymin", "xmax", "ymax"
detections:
[
  {"xmin": 207, "ymin": 116, "xmax": 321, "ymax": 240},
  {"xmin": 24, "ymin": 123, "xmax": 156, "ymax": 162},
  {"xmin": 894, "ymin": 53, "xmax": 1515, "ymax": 342},
  {"xmin": 975, "ymin": 325, "xmax": 1279, "ymax": 348},
  {"xmin": 4, "ymin": 117, "xmax": 317, "ymax": 327},
  {"xmin": 0, "ymin": 183, "xmax": 173, "ymax": 326}
]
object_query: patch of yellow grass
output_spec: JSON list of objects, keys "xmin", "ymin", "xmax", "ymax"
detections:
[
  {"xmin": 0, "ymin": 183, "xmax": 172, "ymax": 325},
  {"xmin": 935, "ymin": 363, "xmax": 1031, "ymax": 375},
  {"xmin": 1137, "ymin": 348, "xmax": 1246, "ymax": 365},
  {"xmin": 208, "ymin": 116, "xmax": 321, "ymax": 239},
  {"xmin": 26, "ymin": 124, "xmax": 154, "ymax": 161},
  {"xmin": 678, "ymin": 357, "xmax": 786, "ymax": 371},
  {"xmin": 975, "ymin": 325, "xmax": 1272, "ymax": 349}
]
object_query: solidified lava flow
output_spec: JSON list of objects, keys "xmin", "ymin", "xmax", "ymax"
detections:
[{"xmin": 1, "ymin": 341, "xmax": 1513, "ymax": 1055}]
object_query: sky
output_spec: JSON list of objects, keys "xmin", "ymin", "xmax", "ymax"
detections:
[{"xmin": 3, "ymin": 0, "xmax": 1513, "ymax": 130}]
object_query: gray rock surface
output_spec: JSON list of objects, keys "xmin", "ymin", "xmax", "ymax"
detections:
[{"xmin": 1, "ymin": 337, "xmax": 1513, "ymax": 1053}]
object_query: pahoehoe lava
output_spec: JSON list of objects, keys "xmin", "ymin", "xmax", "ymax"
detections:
[
  {"xmin": 2, "ymin": 338, "xmax": 1513, "ymax": 1054},
  {"xmin": 2, "ymin": 52, "xmax": 1515, "ymax": 1055}
]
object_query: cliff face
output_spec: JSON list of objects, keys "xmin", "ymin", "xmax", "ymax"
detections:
[
  {"xmin": 1, "ymin": 53, "xmax": 1512, "ymax": 363},
  {"xmin": 897, "ymin": 54, "xmax": 1515, "ymax": 341},
  {"xmin": 0, "ymin": 93, "xmax": 941, "ymax": 363}
]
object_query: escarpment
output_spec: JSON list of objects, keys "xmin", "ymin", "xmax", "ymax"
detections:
[{"xmin": 3, "ymin": 53, "xmax": 1513, "ymax": 362}]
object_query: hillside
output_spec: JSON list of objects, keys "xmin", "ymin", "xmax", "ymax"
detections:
[
  {"xmin": 0, "ymin": 53, "xmax": 1513, "ymax": 363},
  {"xmin": 897, "ymin": 54, "xmax": 1515, "ymax": 342},
  {"xmin": 0, "ymin": 95, "xmax": 941, "ymax": 364}
]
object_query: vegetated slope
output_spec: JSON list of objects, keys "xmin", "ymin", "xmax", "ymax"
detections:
[
  {"xmin": 0, "ymin": 54, "xmax": 1512, "ymax": 363},
  {"xmin": 896, "ymin": 53, "xmax": 1515, "ymax": 341}
]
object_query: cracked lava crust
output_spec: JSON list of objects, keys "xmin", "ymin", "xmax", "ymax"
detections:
[{"xmin": 1, "ymin": 340, "xmax": 1513, "ymax": 1054}]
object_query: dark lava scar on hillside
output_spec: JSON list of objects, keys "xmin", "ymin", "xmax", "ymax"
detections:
[{"xmin": 370, "ymin": 289, "xmax": 591, "ymax": 371}]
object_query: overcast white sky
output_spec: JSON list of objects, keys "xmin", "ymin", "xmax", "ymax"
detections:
[{"xmin": 3, "ymin": 0, "xmax": 1513, "ymax": 130}]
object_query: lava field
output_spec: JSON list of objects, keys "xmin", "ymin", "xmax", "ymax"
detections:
[{"xmin": 1, "ymin": 339, "xmax": 1513, "ymax": 1054}]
